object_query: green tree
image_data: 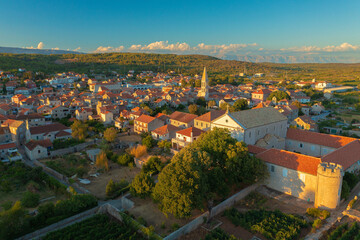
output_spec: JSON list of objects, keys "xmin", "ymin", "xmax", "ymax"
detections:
[
  {"xmin": 267, "ymin": 90, "xmax": 290, "ymax": 101},
  {"xmin": 220, "ymin": 102, "xmax": 230, "ymax": 110},
  {"xmin": 130, "ymin": 172, "xmax": 155, "ymax": 198},
  {"xmin": 158, "ymin": 140, "xmax": 171, "ymax": 152},
  {"xmin": 231, "ymin": 99, "xmax": 248, "ymax": 112},
  {"xmin": 142, "ymin": 156, "xmax": 164, "ymax": 175},
  {"xmin": 71, "ymin": 120, "xmax": 88, "ymax": 141},
  {"xmin": 208, "ymin": 100, "xmax": 216, "ymax": 108},
  {"xmin": 21, "ymin": 191, "xmax": 40, "ymax": 208},
  {"xmin": 188, "ymin": 104, "xmax": 198, "ymax": 114},
  {"xmin": 117, "ymin": 153, "xmax": 134, "ymax": 166},
  {"xmin": 103, "ymin": 127, "xmax": 117, "ymax": 142},
  {"xmin": 142, "ymin": 135, "xmax": 156, "ymax": 149}
]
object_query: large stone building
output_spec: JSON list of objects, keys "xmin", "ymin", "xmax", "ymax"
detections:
[{"xmin": 211, "ymin": 107, "xmax": 288, "ymax": 149}]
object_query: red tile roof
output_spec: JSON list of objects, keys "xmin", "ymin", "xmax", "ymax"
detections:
[
  {"xmin": 29, "ymin": 123, "xmax": 69, "ymax": 135},
  {"xmin": 286, "ymin": 128, "xmax": 357, "ymax": 149},
  {"xmin": 0, "ymin": 142, "xmax": 16, "ymax": 150},
  {"xmin": 247, "ymin": 145, "xmax": 267, "ymax": 154},
  {"xmin": 195, "ymin": 110, "xmax": 225, "ymax": 123},
  {"xmin": 135, "ymin": 114, "xmax": 155, "ymax": 124},
  {"xmin": 176, "ymin": 127, "xmax": 205, "ymax": 138},
  {"xmin": 152, "ymin": 124, "xmax": 181, "ymax": 136},
  {"xmin": 256, "ymin": 148, "xmax": 321, "ymax": 175},
  {"xmin": 321, "ymin": 140, "xmax": 360, "ymax": 170},
  {"xmin": 25, "ymin": 139, "xmax": 53, "ymax": 151},
  {"xmin": 169, "ymin": 111, "xmax": 198, "ymax": 123}
]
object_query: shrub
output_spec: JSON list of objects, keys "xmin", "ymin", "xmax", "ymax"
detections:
[
  {"xmin": 306, "ymin": 208, "xmax": 330, "ymax": 219},
  {"xmin": 106, "ymin": 179, "xmax": 129, "ymax": 198},
  {"xmin": 141, "ymin": 156, "xmax": 164, "ymax": 175},
  {"xmin": 339, "ymin": 222, "xmax": 359, "ymax": 240},
  {"xmin": 21, "ymin": 191, "xmax": 40, "ymax": 208},
  {"xmin": 130, "ymin": 172, "xmax": 155, "ymax": 198},
  {"xmin": 96, "ymin": 151, "xmax": 109, "ymax": 171},
  {"xmin": 328, "ymin": 223, "xmax": 348, "ymax": 240},
  {"xmin": 312, "ymin": 219, "xmax": 322, "ymax": 230},
  {"xmin": 130, "ymin": 145, "xmax": 147, "ymax": 159},
  {"xmin": 204, "ymin": 228, "xmax": 239, "ymax": 240},
  {"xmin": 349, "ymin": 198, "xmax": 357, "ymax": 209},
  {"xmin": 0, "ymin": 180, "xmax": 12, "ymax": 192},
  {"xmin": 158, "ymin": 140, "xmax": 171, "ymax": 152},
  {"xmin": 171, "ymin": 223, "xmax": 180, "ymax": 231},
  {"xmin": 118, "ymin": 153, "xmax": 134, "ymax": 166},
  {"xmin": 341, "ymin": 181, "xmax": 350, "ymax": 200},
  {"xmin": 1, "ymin": 201, "xmax": 13, "ymax": 211},
  {"xmin": 142, "ymin": 135, "xmax": 156, "ymax": 149}
]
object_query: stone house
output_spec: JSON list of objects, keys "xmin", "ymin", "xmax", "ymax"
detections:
[
  {"xmin": 25, "ymin": 139, "xmax": 53, "ymax": 161},
  {"xmin": 151, "ymin": 124, "xmax": 181, "ymax": 140},
  {"xmin": 168, "ymin": 111, "xmax": 197, "ymax": 129},
  {"xmin": 134, "ymin": 114, "xmax": 164, "ymax": 134},
  {"xmin": 171, "ymin": 127, "xmax": 204, "ymax": 150}
]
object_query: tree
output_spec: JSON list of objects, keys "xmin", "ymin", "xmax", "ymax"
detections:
[
  {"xmin": 142, "ymin": 135, "xmax": 156, "ymax": 149},
  {"xmin": 231, "ymin": 99, "xmax": 248, "ymax": 112},
  {"xmin": 188, "ymin": 104, "xmax": 198, "ymax": 114},
  {"xmin": 267, "ymin": 90, "xmax": 290, "ymax": 101},
  {"xmin": 21, "ymin": 191, "xmax": 40, "ymax": 208},
  {"xmin": 130, "ymin": 172, "xmax": 155, "ymax": 198},
  {"xmin": 152, "ymin": 148, "xmax": 209, "ymax": 217},
  {"xmin": 71, "ymin": 120, "xmax": 88, "ymax": 141},
  {"xmin": 196, "ymin": 97, "xmax": 207, "ymax": 107},
  {"xmin": 208, "ymin": 100, "xmax": 216, "ymax": 108},
  {"xmin": 103, "ymin": 127, "xmax": 117, "ymax": 142},
  {"xmin": 96, "ymin": 151, "xmax": 109, "ymax": 171},
  {"xmin": 117, "ymin": 153, "xmax": 134, "ymax": 166},
  {"xmin": 158, "ymin": 140, "xmax": 171, "ymax": 152},
  {"xmin": 153, "ymin": 128, "xmax": 268, "ymax": 218},
  {"xmin": 142, "ymin": 156, "xmax": 164, "ymax": 175},
  {"xmin": 220, "ymin": 102, "xmax": 230, "ymax": 111}
]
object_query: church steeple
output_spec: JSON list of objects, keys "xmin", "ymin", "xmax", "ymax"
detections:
[{"xmin": 198, "ymin": 67, "xmax": 209, "ymax": 100}]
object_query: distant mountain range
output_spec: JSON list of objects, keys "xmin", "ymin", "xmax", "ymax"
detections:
[
  {"xmin": 0, "ymin": 46, "xmax": 359, "ymax": 63},
  {"xmin": 0, "ymin": 46, "xmax": 82, "ymax": 55}
]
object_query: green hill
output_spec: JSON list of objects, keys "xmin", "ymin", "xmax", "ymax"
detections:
[{"xmin": 1, "ymin": 53, "xmax": 360, "ymax": 84}]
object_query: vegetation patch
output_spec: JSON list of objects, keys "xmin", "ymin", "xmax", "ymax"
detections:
[{"xmin": 224, "ymin": 208, "xmax": 307, "ymax": 240}]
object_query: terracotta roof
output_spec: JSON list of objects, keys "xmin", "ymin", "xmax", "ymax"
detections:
[
  {"xmin": 286, "ymin": 128, "xmax": 357, "ymax": 149},
  {"xmin": 195, "ymin": 110, "xmax": 225, "ymax": 123},
  {"xmin": 56, "ymin": 130, "xmax": 71, "ymax": 137},
  {"xmin": 169, "ymin": 111, "xmax": 198, "ymax": 123},
  {"xmin": 152, "ymin": 124, "xmax": 181, "ymax": 136},
  {"xmin": 25, "ymin": 139, "xmax": 53, "ymax": 151},
  {"xmin": 176, "ymin": 127, "xmax": 205, "ymax": 137},
  {"xmin": 135, "ymin": 114, "xmax": 155, "ymax": 124},
  {"xmin": 29, "ymin": 123, "xmax": 69, "ymax": 135},
  {"xmin": 253, "ymin": 89, "xmax": 272, "ymax": 95},
  {"xmin": 0, "ymin": 142, "xmax": 16, "ymax": 150},
  {"xmin": 322, "ymin": 140, "xmax": 360, "ymax": 170},
  {"xmin": 256, "ymin": 148, "xmax": 321, "ymax": 175},
  {"xmin": 248, "ymin": 145, "xmax": 267, "ymax": 154}
]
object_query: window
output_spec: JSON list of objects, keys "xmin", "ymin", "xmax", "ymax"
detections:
[
  {"xmin": 311, "ymin": 145, "xmax": 315, "ymax": 151},
  {"xmin": 323, "ymin": 149, "xmax": 327, "ymax": 154},
  {"xmin": 38, "ymin": 150, "xmax": 41, "ymax": 154},
  {"xmin": 271, "ymin": 165, "xmax": 275, "ymax": 172},
  {"xmin": 283, "ymin": 169, "xmax": 288, "ymax": 177},
  {"xmin": 300, "ymin": 143, "xmax": 303, "ymax": 148},
  {"xmin": 225, "ymin": 119, "xmax": 228, "ymax": 123}
]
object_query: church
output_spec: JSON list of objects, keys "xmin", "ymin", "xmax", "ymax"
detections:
[{"xmin": 197, "ymin": 67, "xmax": 209, "ymax": 100}]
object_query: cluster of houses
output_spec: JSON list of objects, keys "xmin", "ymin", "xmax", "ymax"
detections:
[{"xmin": 1, "ymin": 66, "xmax": 359, "ymax": 209}]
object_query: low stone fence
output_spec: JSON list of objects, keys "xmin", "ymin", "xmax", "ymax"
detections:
[
  {"xmin": 164, "ymin": 183, "xmax": 258, "ymax": 240},
  {"xmin": 50, "ymin": 140, "xmax": 97, "ymax": 157},
  {"xmin": 17, "ymin": 206, "xmax": 100, "ymax": 240},
  {"xmin": 33, "ymin": 160, "xmax": 67, "ymax": 182},
  {"xmin": 18, "ymin": 203, "xmax": 161, "ymax": 240},
  {"xmin": 209, "ymin": 183, "xmax": 259, "ymax": 218}
]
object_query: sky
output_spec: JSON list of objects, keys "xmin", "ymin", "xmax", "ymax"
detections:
[{"xmin": 0, "ymin": 0, "xmax": 360, "ymax": 62}]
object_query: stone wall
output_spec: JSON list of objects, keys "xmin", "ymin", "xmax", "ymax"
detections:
[
  {"xmin": 164, "ymin": 184, "xmax": 258, "ymax": 240},
  {"xmin": 50, "ymin": 140, "xmax": 97, "ymax": 157}
]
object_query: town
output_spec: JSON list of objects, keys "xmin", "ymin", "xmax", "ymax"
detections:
[{"xmin": 1, "ymin": 60, "xmax": 360, "ymax": 240}]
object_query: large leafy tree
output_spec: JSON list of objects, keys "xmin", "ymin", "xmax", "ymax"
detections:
[
  {"xmin": 152, "ymin": 148, "xmax": 210, "ymax": 218},
  {"xmin": 267, "ymin": 90, "xmax": 290, "ymax": 101},
  {"xmin": 130, "ymin": 172, "xmax": 155, "ymax": 198},
  {"xmin": 71, "ymin": 120, "xmax": 88, "ymax": 141},
  {"xmin": 231, "ymin": 99, "xmax": 248, "ymax": 112},
  {"xmin": 103, "ymin": 127, "xmax": 117, "ymax": 142},
  {"xmin": 152, "ymin": 128, "xmax": 268, "ymax": 218}
]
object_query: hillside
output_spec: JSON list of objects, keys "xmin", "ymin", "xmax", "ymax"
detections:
[
  {"xmin": 0, "ymin": 46, "xmax": 81, "ymax": 55},
  {"xmin": 0, "ymin": 52, "xmax": 360, "ymax": 83}
]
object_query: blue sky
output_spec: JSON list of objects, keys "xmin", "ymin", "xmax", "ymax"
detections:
[{"xmin": 0, "ymin": 0, "xmax": 360, "ymax": 62}]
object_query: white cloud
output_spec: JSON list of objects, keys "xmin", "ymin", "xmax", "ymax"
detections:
[
  {"xmin": 37, "ymin": 42, "xmax": 44, "ymax": 49},
  {"xmin": 51, "ymin": 47, "xmax": 60, "ymax": 50},
  {"xmin": 93, "ymin": 46, "xmax": 125, "ymax": 53},
  {"xmin": 130, "ymin": 41, "xmax": 191, "ymax": 51},
  {"xmin": 281, "ymin": 42, "xmax": 360, "ymax": 52},
  {"xmin": 73, "ymin": 47, "xmax": 81, "ymax": 51}
]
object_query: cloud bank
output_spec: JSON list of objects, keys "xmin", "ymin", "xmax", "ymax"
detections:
[{"xmin": 91, "ymin": 41, "xmax": 360, "ymax": 63}]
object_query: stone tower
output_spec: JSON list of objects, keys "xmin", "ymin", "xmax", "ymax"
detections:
[
  {"xmin": 197, "ymin": 67, "xmax": 209, "ymax": 100},
  {"xmin": 315, "ymin": 162, "xmax": 343, "ymax": 209}
]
